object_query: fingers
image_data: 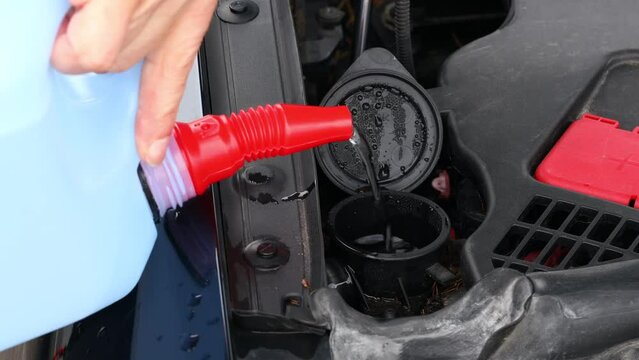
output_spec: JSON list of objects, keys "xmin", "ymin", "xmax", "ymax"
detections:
[
  {"xmin": 50, "ymin": 0, "xmax": 218, "ymax": 165},
  {"xmin": 112, "ymin": 0, "xmax": 189, "ymax": 71},
  {"xmin": 51, "ymin": 0, "xmax": 139, "ymax": 73},
  {"xmin": 135, "ymin": 0, "xmax": 217, "ymax": 165}
]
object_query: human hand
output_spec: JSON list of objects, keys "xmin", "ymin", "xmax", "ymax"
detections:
[{"xmin": 51, "ymin": 0, "xmax": 218, "ymax": 165}]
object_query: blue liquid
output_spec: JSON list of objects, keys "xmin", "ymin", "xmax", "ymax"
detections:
[{"xmin": 0, "ymin": 1, "xmax": 156, "ymax": 350}]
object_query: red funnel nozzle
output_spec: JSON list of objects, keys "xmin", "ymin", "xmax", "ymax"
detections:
[{"xmin": 174, "ymin": 104, "xmax": 353, "ymax": 195}]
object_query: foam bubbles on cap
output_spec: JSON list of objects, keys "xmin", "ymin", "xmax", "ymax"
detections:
[{"xmin": 331, "ymin": 84, "xmax": 427, "ymax": 187}]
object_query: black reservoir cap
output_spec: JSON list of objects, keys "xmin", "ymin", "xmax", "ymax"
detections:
[{"xmin": 315, "ymin": 48, "xmax": 442, "ymax": 194}]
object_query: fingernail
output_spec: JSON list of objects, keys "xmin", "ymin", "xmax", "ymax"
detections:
[{"xmin": 144, "ymin": 137, "xmax": 171, "ymax": 166}]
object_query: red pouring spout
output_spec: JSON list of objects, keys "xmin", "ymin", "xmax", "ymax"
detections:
[{"xmin": 141, "ymin": 104, "xmax": 353, "ymax": 215}]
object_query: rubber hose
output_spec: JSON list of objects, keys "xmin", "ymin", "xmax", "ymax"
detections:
[{"xmin": 394, "ymin": 0, "xmax": 415, "ymax": 75}]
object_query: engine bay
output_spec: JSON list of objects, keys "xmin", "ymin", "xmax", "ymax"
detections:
[
  {"xmin": 58, "ymin": 0, "xmax": 639, "ymax": 359},
  {"xmin": 213, "ymin": 0, "xmax": 639, "ymax": 358}
]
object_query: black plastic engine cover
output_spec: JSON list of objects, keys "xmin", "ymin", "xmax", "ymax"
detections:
[
  {"xmin": 433, "ymin": 0, "xmax": 639, "ymax": 283},
  {"xmin": 312, "ymin": 260, "xmax": 639, "ymax": 360},
  {"xmin": 201, "ymin": 0, "xmax": 325, "ymax": 340}
]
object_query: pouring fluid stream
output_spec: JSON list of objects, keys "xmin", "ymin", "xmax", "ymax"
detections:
[{"xmin": 349, "ymin": 129, "xmax": 395, "ymax": 252}]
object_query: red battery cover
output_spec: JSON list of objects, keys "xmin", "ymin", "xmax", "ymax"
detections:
[{"xmin": 535, "ymin": 114, "xmax": 639, "ymax": 208}]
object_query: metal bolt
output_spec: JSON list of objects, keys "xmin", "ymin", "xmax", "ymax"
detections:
[
  {"xmin": 244, "ymin": 237, "xmax": 289, "ymax": 271},
  {"xmin": 229, "ymin": 0, "xmax": 248, "ymax": 14},
  {"xmin": 256, "ymin": 242, "xmax": 277, "ymax": 259},
  {"xmin": 317, "ymin": 6, "xmax": 345, "ymax": 28},
  {"xmin": 217, "ymin": 0, "xmax": 259, "ymax": 24},
  {"xmin": 243, "ymin": 165, "xmax": 274, "ymax": 185}
]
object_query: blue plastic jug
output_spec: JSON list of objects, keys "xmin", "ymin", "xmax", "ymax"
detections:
[{"xmin": 0, "ymin": 2, "xmax": 156, "ymax": 350}]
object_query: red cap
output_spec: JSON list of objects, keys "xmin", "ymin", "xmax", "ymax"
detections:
[{"xmin": 173, "ymin": 104, "xmax": 353, "ymax": 194}]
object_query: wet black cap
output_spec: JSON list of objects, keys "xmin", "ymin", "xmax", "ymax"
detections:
[{"xmin": 315, "ymin": 48, "xmax": 442, "ymax": 194}]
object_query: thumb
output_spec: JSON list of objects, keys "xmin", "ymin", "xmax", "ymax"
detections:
[{"xmin": 135, "ymin": 0, "xmax": 217, "ymax": 165}]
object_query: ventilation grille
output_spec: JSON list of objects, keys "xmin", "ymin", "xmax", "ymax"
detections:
[{"xmin": 492, "ymin": 196, "xmax": 639, "ymax": 273}]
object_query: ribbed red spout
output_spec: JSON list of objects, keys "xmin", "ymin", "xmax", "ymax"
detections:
[{"xmin": 174, "ymin": 104, "xmax": 353, "ymax": 195}]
